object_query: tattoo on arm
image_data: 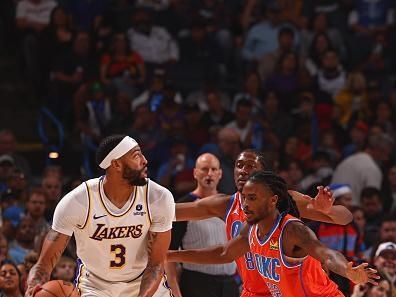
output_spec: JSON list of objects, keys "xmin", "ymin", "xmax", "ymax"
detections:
[
  {"xmin": 287, "ymin": 222, "xmax": 348, "ymax": 277},
  {"xmin": 138, "ymin": 232, "xmax": 164, "ymax": 297},
  {"xmin": 28, "ymin": 230, "xmax": 70, "ymax": 288}
]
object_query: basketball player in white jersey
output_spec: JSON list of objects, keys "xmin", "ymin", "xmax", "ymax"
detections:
[{"xmin": 25, "ymin": 135, "xmax": 176, "ymax": 297}]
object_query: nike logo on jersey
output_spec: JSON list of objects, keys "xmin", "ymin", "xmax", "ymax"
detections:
[
  {"xmin": 90, "ymin": 223, "xmax": 143, "ymax": 241},
  {"xmin": 93, "ymin": 214, "xmax": 107, "ymax": 220}
]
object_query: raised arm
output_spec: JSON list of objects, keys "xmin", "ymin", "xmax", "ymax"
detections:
[
  {"xmin": 175, "ymin": 194, "xmax": 231, "ymax": 221},
  {"xmin": 167, "ymin": 225, "xmax": 250, "ymax": 264},
  {"xmin": 138, "ymin": 230, "xmax": 171, "ymax": 297},
  {"xmin": 25, "ymin": 229, "xmax": 71, "ymax": 297},
  {"xmin": 285, "ymin": 222, "xmax": 378, "ymax": 285},
  {"xmin": 289, "ymin": 186, "xmax": 353, "ymax": 225}
]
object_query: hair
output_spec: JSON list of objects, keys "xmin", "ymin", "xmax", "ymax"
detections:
[
  {"xmin": 360, "ymin": 187, "xmax": 381, "ymax": 201},
  {"xmin": 380, "ymin": 214, "xmax": 396, "ymax": 226},
  {"xmin": 236, "ymin": 99, "xmax": 253, "ymax": 110},
  {"xmin": 278, "ymin": 27, "xmax": 294, "ymax": 38},
  {"xmin": 96, "ymin": 134, "xmax": 127, "ymax": 166},
  {"xmin": 240, "ymin": 149, "xmax": 271, "ymax": 171},
  {"xmin": 28, "ymin": 187, "xmax": 46, "ymax": 201},
  {"xmin": 248, "ymin": 171, "xmax": 300, "ymax": 217}
]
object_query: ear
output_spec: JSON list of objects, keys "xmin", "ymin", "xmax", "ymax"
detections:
[
  {"xmin": 218, "ymin": 168, "xmax": 223, "ymax": 179},
  {"xmin": 111, "ymin": 159, "xmax": 123, "ymax": 172},
  {"xmin": 193, "ymin": 168, "xmax": 198, "ymax": 179},
  {"xmin": 271, "ymin": 195, "xmax": 278, "ymax": 206}
]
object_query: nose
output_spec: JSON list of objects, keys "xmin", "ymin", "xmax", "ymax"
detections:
[{"xmin": 142, "ymin": 154, "xmax": 148, "ymax": 166}]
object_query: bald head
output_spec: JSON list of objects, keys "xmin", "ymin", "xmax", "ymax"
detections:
[
  {"xmin": 194, "ymin": 153, "xmax": 222, "ymax": 193},
  {"xmin": 195, "ymin": 153, "xmax": 220, "ymax": 168}
]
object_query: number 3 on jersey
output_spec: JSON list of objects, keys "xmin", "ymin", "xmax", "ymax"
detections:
[{"xmin": 110, "ymin": 244, "xmax": 126, "ymax": 268}]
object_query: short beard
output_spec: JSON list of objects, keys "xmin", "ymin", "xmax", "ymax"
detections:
[{"xmin": 122, "ymin": 166, "xmax": 147, "ymax": 186}]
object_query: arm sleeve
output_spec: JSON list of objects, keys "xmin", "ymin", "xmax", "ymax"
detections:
[
  {"xmin": 149, "ymin": 186, "xmax": 175, "ymax": 233},
  {"xmin": 52, "ymin": 183, "xmax": 89, "ymax": 236}
]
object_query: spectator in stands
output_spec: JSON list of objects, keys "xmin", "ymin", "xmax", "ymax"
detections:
[
  {"xmin": 62, "ymin": 0, "xmax": 107, "ymax": 31},
  {"xmin": 106, "ymin": 92, "xmax": 134, "ymax": 135},
  {"xmin": 365, "ymin": 215, "xmax": 396, "ymax": 260},
  {"xmin": 348, "ymin": 0, "xmax": 394, "ymax": 64},
  {"xmin": 242, "ymin": 3, "xmax": 282, "ymax": 61},
  {"xmin": 304, "ymin": 32, "xmax": 334, "ymax": 77},
  {"xmin": 342, "ymin": 121, "xmax": 369, "ymax": 158},
  {"xmin": 156, "ymin": 138, "xmax": 195, "ymax": 196},
  {"xmin": 183, "ymin": 104, "xmax": 209, "ymax": 152},
  {"xmin": 41, "ymin": 174, "xmax": 62, "ymax": 222},
  {"xmin": 127, "ymin": 8, "xmax": 179, "ymax": 65},
  {"xmin": 8, "ymin": 217, "xmax": 35, "ymax": 265},
  {"xmin": 176, "ymin": 18, "xmax": 221, "ymax": 89},
  {"xmin": 6, "ymin": 168, "xmax": 28, "ymax": 205},
  {"xmin": 2, "ymin": 206, "xmax": 24, "ymax": 242},
  {"xmin": 226, "ymin": 99, "xmax": 253, "ymax": 145},
  {"xmin": 265, "ymin": 52, "xmax": 299, "ymax": 109},
  {"xmin": 300, "ymin": 13, "xmax": 346, "ymax": 62},
  {"xmin": 50, "ymin": 30, "xmax": 97, "ymax": 126},
  {"xmin": 131, "ymin": 68, "xmax": 182, "ymax": 111},
  {"xmin": 0, "ymin": 130, "xmax": 31, "ymax": 179},
  {"xmin": 24, "ymin": 187, "xmax": 49, "ymax": 247},
  {"xmin": 16, "ymin": 0, "xmax": 57, "ymax": 86},
  {"xmin": 0, "ymin": 155, "xmax": 15, "ymax": 194},
  {"xmin": 258, "ymin": 27, "xmax": 295, "ymax": 82},
  {"xmin": 76, "ymin": 81, "xmax": 113, "ymax": 144},
  {"xmin": 232, "ymin": 71, "xmax": 264, "ymax": 114},
  {"xmin": 299, "ymin": 150, "xmax": 333, "ymax": 192},
  {"xmin": 259, "ymin": 91, "xmax": 293, "ymax": 144},
  {"xmin": 51, "ymin": 256, "xmax": 75, "ymax": 282},
  {"xmin": 334, "ymin": 72, "xmax": 369, "ymax": 128},
  {"xmin": 382, "ymin": 163, "xmax": 396, "ymax": 212},
  {"xmin": 100, "ymin": 32, "xmax": 145, "ymax": 98},
  {"xmin": 167, "ymin": 153, "xmax": 239, "ymax": 297},
  {"xmin": 332, "ymin": 133, "xmax": 394, "ymax": 205},
  {"xmin": 201, "ymin": 90, "xmax": 234, "ymax": 129},
  {"xmin": 128, "ymin": 104, "xmax": 163, "ymax": 174},
  {"xmin": 373, "ymin": 101, "xmax": 395, "ymax": 138},
  {"xmin": 0, "ymin": 234, "xmax": 9, "ymax": 263},
  {"xmin": 372, "ymin": 242, "xmax": 396, "ymax": 295},
  {"xmin": 361, "ymin": 187, "xmax": 385, "ymax": 249},
  {"xmin": 215, "ymin": 127, "xmax": 241, "ymax": 194},
  {"xmin": 40, "ymin": 5, "xmax": 73, "ymax": 94},
  {"xmin": 315, "ymin": 49, "xmax": 346, "ymax": 98},
  {"xmin": 0, "ymin": 259, "xmax": 24, "ymax": 297},
  {"xmin": 186, "ymin": 81, "xmax": 230, "ymax": 112}
]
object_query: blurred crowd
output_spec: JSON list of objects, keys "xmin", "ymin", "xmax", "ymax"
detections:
[{"xmin": 0, "ymin": 0, "xmax": 396, "ymax": 296}]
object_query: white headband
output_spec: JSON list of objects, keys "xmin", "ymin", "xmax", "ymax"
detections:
[{"xmin": 99, "ymin": 136, "xmax": 138, "ymax": 169}]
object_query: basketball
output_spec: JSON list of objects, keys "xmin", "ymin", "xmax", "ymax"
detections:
[{"xmin": 34, "ymin": 280, "xmax": 80, "ymax": 297}]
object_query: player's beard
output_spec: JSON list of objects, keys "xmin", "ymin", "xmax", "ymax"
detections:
[{"xmin": 122, "ymin": 165, "xmax": 147, "ymax": 186}]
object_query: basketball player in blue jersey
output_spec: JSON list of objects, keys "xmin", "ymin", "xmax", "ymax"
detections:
[{"xmin": 25, "ymin": 135, "xmax": 176, "ymax": 297}]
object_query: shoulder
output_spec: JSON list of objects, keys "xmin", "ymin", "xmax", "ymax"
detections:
[{"xmin": 147, "ymin": 179, "xmax": 174, "ymax": 203}]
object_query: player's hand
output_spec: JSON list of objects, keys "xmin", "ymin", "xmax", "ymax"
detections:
[
  {"xmin": 25, "ymin": 284, "xmax": 42, "ymax": 297},
  {"xmin": 345, "ymin": 262, "xmax": 379, "ymax": 285},
  {"xmin": 306, "ymin": 186, "xmax": 334, "ymax": 214}
]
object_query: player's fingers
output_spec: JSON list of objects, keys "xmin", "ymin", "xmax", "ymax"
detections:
[
  {"xmin": 354, "ymin": 262, "xmax": 369, "ymax": 270},
  {"xmin": 317, "ymin": 186, "xmax": 324, "ymax": 193},
  {"xmin": 347, "ymin": 261, "xmax": 354, "ymax": 269},
  {"xmin": 367, "ymin": 279, "xmax": 379, "ymax": 286}
]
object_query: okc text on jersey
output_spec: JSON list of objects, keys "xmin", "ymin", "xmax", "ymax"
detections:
[
  {"xmin": 90, "ymin": 224, "xmax": 143, "ymax": 241},
  {"xmin": 254, "ymin": 254, "xmax": 281, "ymax": 282}
]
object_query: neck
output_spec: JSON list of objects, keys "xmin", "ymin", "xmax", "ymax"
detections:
[
  {"xmin": 256, "ymin": 210, "xmax": 279, "ymax": 241},
  {"xmin": 103, "ymin": 175, "xmax": 135, "ymax": 208},
  {"xmin": 192, "ymin": 187, "xmax": 217, "ymax": 198}
]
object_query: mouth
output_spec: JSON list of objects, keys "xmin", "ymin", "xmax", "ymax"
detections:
[
  {"xmin": 204, "ymin": 179, "xmax": 213, "ymax": 185},
  {"xmin": 141, "ymin": 167, "xmax": 148, "ymax": 178}
]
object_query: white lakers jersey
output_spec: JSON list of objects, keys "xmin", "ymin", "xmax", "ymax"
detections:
[{"xmin": 52, "ymin": 177, "xmax": 175, "ymax": 282}]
